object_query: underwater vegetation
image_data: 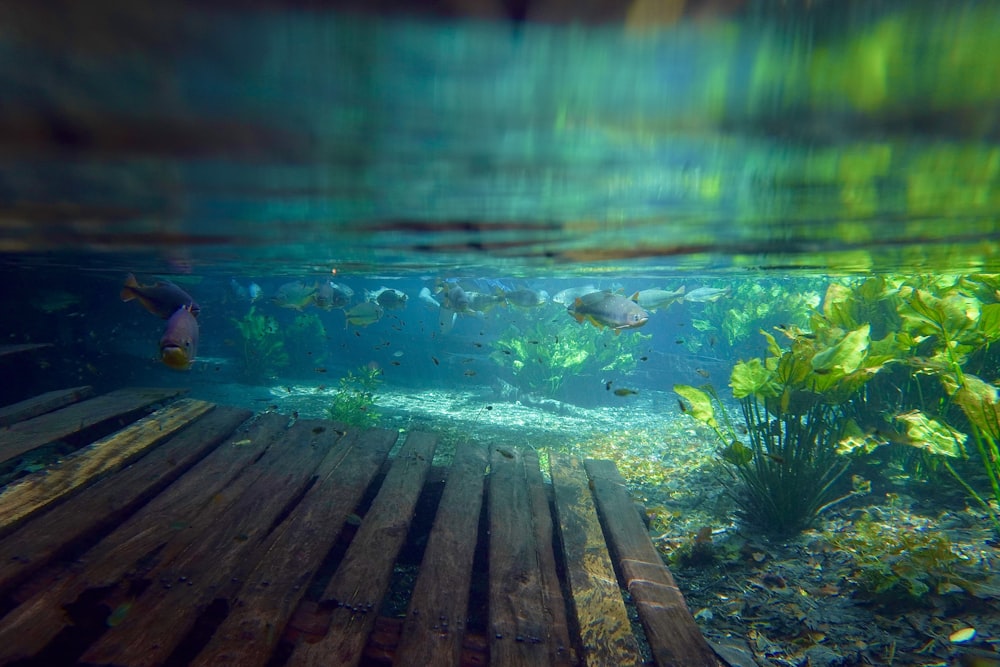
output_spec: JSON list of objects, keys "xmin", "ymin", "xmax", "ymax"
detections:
[
  {"xmin": 490, "ymin": 318, "xmax": 647, "ymax": 396},
  {"xmin": 230, "ymin": 306, "xmax": 289, "ymax": 380},
  {"xmin": 326, "ymin": 365, "xmax": 383, "ymax": 428},
  {"xmin": 286, "ymin": 312, "xmax": 328, "ymax": 366},
  {"xmin": 677, "ymin": 274, "xmax": 1000, "ymax": 537},
  {"xmin": 689, "ymin": 280, "xmax": 823, "ymax": 355},
  {"xmin": 823, "ymin": 506, "xmax": 977, "ymax": 611}
]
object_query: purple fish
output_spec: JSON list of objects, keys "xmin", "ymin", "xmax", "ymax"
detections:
[
  {"xmin": 121, "ymin": 273, "xmax": 200, "ymax": 319},
  {"xmin": 159, "ymin": 305, "xmax": 199, "ymax": 370}
]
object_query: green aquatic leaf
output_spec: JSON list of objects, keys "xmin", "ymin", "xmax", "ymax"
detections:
[
  {"xmin": 692, "ymin": 318, "xmax": 717, "ymax": 332},
  {"xmin": 835, "ymin": 419, "xmax": 885, "ymax": 456},
  {"xmin": 761, "ymin": 329, "xmax": 783, "ymax": 359},
  {"xmin": 730, "ymin": 358, "xmax": 779, "ymax": 399},
  {"xmin": 823, "ymin": 283, "xmax": 857, "ymax": 329},
  {"xmin": 899, "ymin": 289, "xmax": 978, "ymax": 341},
  {"xmin": 811, "ymin": 324, "xmax": 871, "ymax": 375},
  {"xmin": 720, "ymin": 439, "xmax": 753, "ymax": 466},
  {"xmin": 945, "ymin": 373, "xmax": 1000, "ymax": 441},
  {"xmin": 673, "ymin": 385, "xmax": 718, "ymax": 431},
  {"xmin": 894, "ymin": 410, "xmax": 966, "ymax": 458},
  {"xmin": 979, "ymin": 303, "xmax": 1000, "ymax": 342}
]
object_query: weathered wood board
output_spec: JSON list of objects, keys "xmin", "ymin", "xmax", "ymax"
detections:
[
  {"xmin": 551, "ymin": 452, "xmax": 642, "ymax": 667},
  {"xmin": 395, "ymin": 442, "xmax": 488, "ymax": 667},
  {"xmin": 0, "ymin": 386, "xmax": 186, "ymax": 465},
  {"xmin": 586, "ymin": 459, "xmax": 724, "ymax": 667},
  {"xmin": 0, "ymin": 412, "xmax": 290, "ymax": 664},
  {"xmin": 0, "ymin": 385, "xmax": 94, "ymax": 427},
  {"xmin": 0, "ymin": 385, "xmax": 722, "ymax": 667},
  {"xmin": 488, "ymin": 446, "xmax": 550, "ymax": 667},
  {"xmin": 287, "ymin": 430, "xmax": 438, "ymax": 667},
  {"xmin": 0, "ymin": 398, "xmax": 214, "ymax": 536},
  {"xmin": 80, "ymin": 419, "xmax": 339, "ymax": 666},
  {"xmin": 0, "ymin": 405, "xmax": 251, "ymax": 596},
  {"xmin": 192, "ymin": 425, "xmax": 401, "ymax": 667}
]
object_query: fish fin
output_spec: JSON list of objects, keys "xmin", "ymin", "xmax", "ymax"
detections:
[
  {"xmin": 678, "ymin": 285, "xmax": 686, "ymax": 294},
  {"xmin": 121, "ymin": 273, "xmax": 139, "ymax": 301},
  {"xmin": 630, "ymin": 291, "xmax": 640, "ymax": 303},
  {"xmin": 571, "ymin": 312, "xmax": 586, "ymax": 324}
]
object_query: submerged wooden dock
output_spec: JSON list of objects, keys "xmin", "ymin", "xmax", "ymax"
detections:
[{"xmin": 0, "ymin": 385, "xmax": 726, "ymax": 667}]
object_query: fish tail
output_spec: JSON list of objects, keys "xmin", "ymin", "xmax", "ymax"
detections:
[{"xmin": 120, "ymin": 273, "xmax": 139, "ymax": 302}]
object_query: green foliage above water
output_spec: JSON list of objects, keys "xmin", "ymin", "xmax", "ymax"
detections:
[
  {"xmin": 491, "ymin": 318, "xmax": 648, "ymax": 395},
  {"xmin": 326, "ymin": 365, "xmax": 383, "ymax": 428},
  {"xmin": 231, "ymin": 306, "xmax": 289, "ymax": 381}
]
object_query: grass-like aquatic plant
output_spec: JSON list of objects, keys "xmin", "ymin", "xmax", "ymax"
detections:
[{"xmin": 326, "ymin": 365, "xmax": 383, "ymax": 428}]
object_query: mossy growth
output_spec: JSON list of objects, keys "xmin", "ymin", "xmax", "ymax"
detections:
[
  {"xmin": 326, "ymin": 365, "xmax": 383, "ymax": 428},
  {"xmin": 231, "ymin": 306, "xmax": 289, "ymax": 381}
]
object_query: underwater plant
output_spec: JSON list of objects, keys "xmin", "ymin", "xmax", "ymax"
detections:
[
  {"xmin": 230, "ymin": 306, "xmax": 289, "ymax": 380},
  {"xmin": 326, "ymin": 365, "xmax": 383, "ymax": 428},
  {"xmin": 823, "ymin": 509, "xmax": 976, "ymax": 610},
  {"xmin": 286, "ymin": 312, "xmax": 328, "ymax": 366},
  {"xmin": 674, "ymin": 286, "xmax": 904, "ymax": 534},
  {"xmin": 490, "ymin": 318, "xmax": 647, "ymax": 396},
  {"xmin": 691, "ymin": 280, "xmax": 822, "ymax": 355}
]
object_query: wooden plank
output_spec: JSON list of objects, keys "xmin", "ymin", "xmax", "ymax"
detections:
[
  {"xmin": 0, "ymin": 386, "xmax": 185, "ymax": 465},
  {"xmin": 0, "ymin": 398, "xmax": 214, "ymax": 536},
  {"xmin": 288, "ymin": 430, "xmax": 438, "ymax": 667},
  {"xmin": 192, "ymin": 425, "xmax": 400, "ymax": 667},
  {"xmin": 0, "ymin": 412, "xmax": 290, "ymax": 664},
  {"xmin": 395, "ymin": 442, "xmax": 488, "ymax": 667},
  {"xmin": 488, "ymin": 446, "xmax": 549, "ymax": 667},
  {"xmin": 80, "ymin": 419, "xmax": 337, "ymax": 667},
  {"xmin": 0, "ymin": 405, "xmax": 250, "ymax": 596},
  {"xmin": 0, "ymin": 385, "xmax": 94, "ymax": 427},
  {"xmin": 550, "ymin": 452, "xmax": 641, "ymax": 667},
  {"xmin": 0, "ymin": 343, "xmax": 52, "ymax": 358},
  {"xmin": 524, "ymin": 449, "xmax": 574, "ymax": 667},
  {"xmin": 585, "ymin": 459, "xmax": 723, "ymax": 667}
]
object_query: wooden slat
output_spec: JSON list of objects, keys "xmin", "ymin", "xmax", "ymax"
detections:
[
  {"xmin": 550, "ymin": 453, "xmax": 641, "ymax": 667},
  {"xmin": 0, "ymin": 343, "xmax": 52, "ymax": 358},
  {"xmin": 488, "ymin": 446, "xmax": 549, "ymax": 667},
  {"xmin": 192, "ymin": 425, "xmax": 400, "ymax": 667},
  {"xmin": 395, "ymin": 442, "xmax": 488, "ymax": 666},
  {"xmin": 0, "ymin": 405, "xmax": 250, "ymax": 596},
  {"xmin": 0, "ymin": 413, "xmax": 290, "ymax": 664},
  {"xmin": 585, "ymin": 459, "xmax": 723, "ymax": 667},
  {"xmin": 0, "ymin": 386, "xmax": 185, "ymax": 465},
  {"xmin": 524, "ymin": 449, "xmax": 574, "ymax": 667},
  {"xmin": 0, "ymin": 398, "xmax": 214, "ymax": 536},
  {"xmin": 288, "ymin": 430, "xmax": 438, "ymax": 667},
  {"xmin": 0, "ymin": 385, "xmax": 94, "ymax": 427},
  {"xmin": 80, "ymin": 419, "xmax": 337, "ymax": 667}
]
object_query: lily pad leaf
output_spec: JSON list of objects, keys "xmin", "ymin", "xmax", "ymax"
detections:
[
  {"xmin": 894, "ymin": 410, "xmax": 966, "ymax": 458},
  {"xmin": 944, "ymin": 373, "xmax": 1000, "ymax": 440}
]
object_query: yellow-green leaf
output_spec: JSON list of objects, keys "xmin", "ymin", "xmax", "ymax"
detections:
[
  {"xmin": 894, "ymin": 410, "xmax": 966, "ymax": 458},
  {"xmin": 674, "ymin": 384, "xmax": 718, "ymax": 430}
]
